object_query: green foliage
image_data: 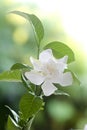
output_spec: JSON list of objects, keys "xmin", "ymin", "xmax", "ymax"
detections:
[
  {"xmin": 11, "ymin": 11, "xmax": 44, "ymax": 45},
  {"xmin": 0, "ymin": 70, "xmax": 22, "ymax": 82},
  {"xmin": 0, "ymin": 11, "xmax": 77, "ymax": 130},
  {"xmin": 54, "ymin": 90, "xmax": 70, "ymax": 96},
  {"xmin": 71, "ymin": 71, "xmax": 81, "ymax": 85},
  {"xmin": 21, "ymin": 74, "xmax": 36, "ymax": 93},
  {"xmin": 11, "ymin": 63, "xmax": 30, "ymax": 70},
  {"xmin": 7, "ymin": 116, "xmax": 21, "ymax": 130},
  {"xmin": 65, "ymin": 69, "xmax": 81, "ymax": 85},
  {"xmin": 0, "ymin": 106, "xmax": 11, "ymax": 130},
  {"xmin": 44, "ymin": 41, "xmax": 75, "ymax": 63},
  {"xmin": 26, "ymin": 117, "xmax": 35, "ymax": 130},
  {"xmin": 19, "ymin": 93, "xmax": 43, "ymax": 121},
  {"xmin": 5, "ymin": 106, "xmax": 19, "ymax": 123},
  {"xmin": 0, "ymin": 63, "xmax": 32, "ymax": 82}
]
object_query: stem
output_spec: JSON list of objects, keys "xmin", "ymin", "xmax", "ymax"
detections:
[
  {"xmin": 35, "ymin": 85, "xmax": 42, "ymax": 96},
  {"xmin": 37, "ymin": 45, "xmax": 40, "ymax": 59},
  {"xmin": 24, "ymin": 116, "xmax": 35, "ymax": 130}
]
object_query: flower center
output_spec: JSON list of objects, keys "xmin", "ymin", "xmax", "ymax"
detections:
[{"xmin": 47, "ymin": 65, "xmax": 55, "ymax": 74}]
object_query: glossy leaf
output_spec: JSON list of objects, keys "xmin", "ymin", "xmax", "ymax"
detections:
[
  {"xmin": 11, "ymin": 11, "xmax": 44, "ymax": 44},
  {"xmin": 19, "ymin": 93, "xmax": 43, "ymax": 121},
  {"xmin": 44, "ymin": 41, "xmax": 75, "ymax": 63},
  {"xmin": 7, "ymin": 116, "xmax": 21, "ymax": 130},
  {"xmin": 11, "ymin": 63, "xmax": 31, "ymax": 70},
  {"xmin": 0, "ymin": 69, "xmax": 22, "ymax": 82},
  {"xmin": 5, "ymin": 106, "xmax": 19, "ymax": 123}
]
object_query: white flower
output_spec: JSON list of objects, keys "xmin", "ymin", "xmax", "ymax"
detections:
[
  {"xmin": 84, "ymin": 124, "xmax": 87, "ymax": 130},
  {"xmin": 25, "ymin": 49, "xmax": 73, "ymax": 96}
]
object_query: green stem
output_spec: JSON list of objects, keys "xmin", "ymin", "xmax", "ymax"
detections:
[
  {"xmin": 24, "ymin": 116, "xmax": 35, "ymax": 130},
  {"xmin": 35, "ymin": 85, "xmax": 42, "ymax": 96},
  {"xmin": 37, "ymin": 45, "xmax": 40, "ymax": 59}
]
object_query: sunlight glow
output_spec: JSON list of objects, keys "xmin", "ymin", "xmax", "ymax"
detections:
[
  {"xmin": 13, "ymin": 0, "xmax": 58, "ymax": 13},
  {"xmin": 57, "ymin": 0, "xmax": 87, "ymax": 55},
  {"xmin": 9, "ymin": 0, "xmax": 87, "ymax": 56},
  {"xmin": 14, "ymin": 0, "xmax": 29, "ymax": 3}
]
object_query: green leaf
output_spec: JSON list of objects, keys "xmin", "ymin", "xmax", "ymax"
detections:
[
  {"xmin": 71, "ymin": 71, "xmax": 81, "ymax": 85},
  {"xmin": 65, "ymin": 69, "xmax": 81, "ymax": 85},
  {"xmin": 54, "ymin": 90, "xmax": 70, "ymax": 96},
  {"xmin": 11, "ymin": 11, "xmax": 44, "ymax": 44},
  {"xmin": 7, "ymin": 116, "xmax": 21, "ymax": 130},
  {"xmin": 0, "ymin": 69, "xmax": 22, "ymax": 82},
  {"xmin": 11, "ymin": 63, "xmax": 31, "ymax": 70},
  {"xmin": 44, "ymin": 41, "xmax": 75, "ymax": 63},
  {"xmin": 23, "ymin": 116, "xmax": 35, "ymax": 130},
  {"xmin": 21, "ymin": 74, "xmax": 35, "ymax": 93},
  {"xmin": 5, "ymin": 106, "xmax": 19, "ymax": 123},
  {"xmin": 19, "ymin": 93, "xmax": 43, "ymax": 121}
]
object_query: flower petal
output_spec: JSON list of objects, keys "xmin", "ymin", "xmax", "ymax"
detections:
[
  {"xmin": 39, "ymin": 49, "xmax": 53, "ymax": 63},
  {"xmin": 56, "ymin": 62, "xmax": 67, "ymax": 73},
  {"xmin": 56, "ymin": 56, "xmax": 68, "ymax": 72},
  {"xmin": 30, "ymin": 57, "xmax": 42, "ymax": 71},
  {"xmin": 59, "ymin": 72, "xmax": 73, "ymax": 86},
  {"xmin": 58, "ymin": 55, "xmax": 68, "ymax": 64},
  {"xmin": 46, "ymin": 70, "xmax": 60, "ymax": 83},
  {"xmin": 41, "ymin": 81, "xmax": 57, "ymax": 96},
  {"xmin": 25, "ymin": 71, "xmax": 44, "ymax": 85}
]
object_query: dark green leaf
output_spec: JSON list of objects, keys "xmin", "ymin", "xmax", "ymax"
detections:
[
  {"xmin": 5, "ymin": 106, "xmax": 19, "ymax": 123},
  {"xmin": 0, "ymin": 105, "xmax": 10, "ymax": 130},
  {"xmin": 19, "ymin": 93, "xmax": 43, "ymax": 121},
  {"xmin": 11, "ymin": 63, "xmax": 31, "ymax": 70},
  {"xmin": 7, "ymin": 116, "xmax": 21, "ymax": 130},
  {"xmin": 44, "ymin": 41, "xmax": 75, "ymax": 63},
  {"xmin": 0, "ymin": 69, "xmax": 22, "ymax": 82},
  {"xmin": 11, "ymin": 11, "xmax": 44, "ymax": 44}
]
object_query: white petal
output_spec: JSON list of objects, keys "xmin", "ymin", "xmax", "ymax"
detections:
[
  {"xmin": 58, "ymin": 55, "xmax": 68, "ymax": 64},
  {"xmin": 39, "ymin": 49, "xmax": 53, "ymax": 63},
  {"xmin": 59, "ymin": 72, "xmax": 73, "ymax": 86},
  {"xmin": 49, "ymin": 72, "xmax": 60, "ymax": 83},
  {"xmin": 30, "ymin": 57, "xmax": 42, "ymax": 71},
  {"xmin": 84, "ymin": 124, "xmax": 87, "ymax": 130},
  {"xmin": 56, "ymin": 62, "xmax": 67, "ymax": 73},
  {"xmin": 25, "ymin": 71, "xmax": 44, "ymax": 85},
  {"xmin": 41, "ymin": 81, "xmax": 57, "ymax": 96},
  {"xmin": 45, "ymin": 59, "xmax": 58, "ymax": 73},
  {"xmin": 56, "ymin": 56, "xmax": 68, "ymax": 72}
]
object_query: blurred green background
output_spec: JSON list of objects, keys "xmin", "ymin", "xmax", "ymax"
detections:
[{"xmin": 0, "ymin": 0, "xmax": 87, "ymax": 130}]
